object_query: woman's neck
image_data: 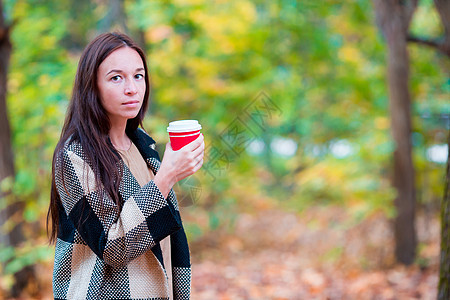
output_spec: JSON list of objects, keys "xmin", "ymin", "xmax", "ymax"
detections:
[{"xmin": 109, "ymin": 121, "xmax": 131, "ymax": 151}]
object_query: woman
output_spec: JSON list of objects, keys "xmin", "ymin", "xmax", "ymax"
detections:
[{"xmin": 47, "ymin": 32, "xmax": 204, "ymax": 300}]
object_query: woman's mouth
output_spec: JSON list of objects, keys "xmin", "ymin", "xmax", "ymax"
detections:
[{"xmin": 122, "ymin": 100, "xmax": 140, "ymax": 107}]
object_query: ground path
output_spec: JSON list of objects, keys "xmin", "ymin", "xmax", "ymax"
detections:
[{"xmin": 188, "ymin": 207, "xmax": 439, "ymax": 300}]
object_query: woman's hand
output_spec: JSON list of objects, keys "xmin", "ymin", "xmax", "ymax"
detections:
[{"xmin": 153, "ymin": 134, "xmax": 205, "ymax": 198}]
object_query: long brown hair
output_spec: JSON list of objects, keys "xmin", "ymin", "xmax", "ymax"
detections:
[{"xmin": 47, "ymin": 32, "xmax": 150, "ymax": 243}]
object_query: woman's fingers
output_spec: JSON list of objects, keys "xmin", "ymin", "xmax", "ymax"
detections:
[
  {"xmin": 195, "ymin": 158, "xmax": 204, "ymax": 171},
  {"xmin": 184, "ymin": 134, "xmax": 204, "ymax": 152},
  {"xmin": 188, "ymin": 158, "xmax": 203, "ymax": 176},
  {"xmin": 192, "ymin": 140, "xmax": 205, "ymax": 158},
  {"xmin": 166, "ymin": 141, "xmax": 173, "ymax": 151},
  {"xmin": 185, "ymin": 141, "xmax": 204, "ymax": 176},
  {"xmin": 161, "ymin": 134, "xmax": 205, "ymax": 182}
]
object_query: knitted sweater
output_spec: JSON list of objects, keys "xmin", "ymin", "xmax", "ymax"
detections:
[{"xmin": 52, "ymin": 128, "xmax": 191, "ymax": 300}]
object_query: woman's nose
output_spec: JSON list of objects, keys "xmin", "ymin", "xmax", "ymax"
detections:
[{"xmin": 124, "ymin": 79, "xmax": 137, "ymax": 95}]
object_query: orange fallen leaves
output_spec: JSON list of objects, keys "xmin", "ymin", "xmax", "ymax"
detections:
[{"xmin": 189, "ymin": 207, "xmax": 439, "ymax": 300}]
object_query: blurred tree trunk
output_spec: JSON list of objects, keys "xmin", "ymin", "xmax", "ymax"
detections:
[
  {"xmin": 433, "ymin": 0, "xmax": 450, "ymax": 52},
  {"xmin": 407, "ymin": 0, "xmax": 450, "ymax": 57},
  {"xmin": 435, "ymin": 1, "xmax": 450, "ymax": 297},
  {"xmin": 61, "ymin": 0, "xmax": 97, "ymax": 52},
  {"xmin": 372, "ymin": 0, "xmax": 418, "ymax": 265},
  {"xmin": 0, "ymin": 1, "xmax": 38, "ymax": 297},
  {"xmin": 99, "ymin": 0, "xmax": 128, "ymax": 33},
  {"xmin": 97, "ymin": 0, "xmax": 147, "ymax": 55},
  {"xmin": 439, "ymin": 132, "xmax": 450, "ymax": 299}
]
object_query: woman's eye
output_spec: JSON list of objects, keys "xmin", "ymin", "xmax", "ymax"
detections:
[
  {"xmin": 135, "ymin": 74, "xmax": 144, "ymax": 80},
  {"xmin": 111, "ymin": 75, "xmax": 121, "ymax": 82}
]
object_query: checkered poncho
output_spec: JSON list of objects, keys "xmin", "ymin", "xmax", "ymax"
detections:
[{"xmin": 52, "ymin": 128, "xmax": 191, "ymax": 300}]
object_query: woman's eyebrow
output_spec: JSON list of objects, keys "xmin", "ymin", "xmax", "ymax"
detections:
[
  {"xmin": 106, "ymin": 67, "xmax": 145, "ymax": 75},
  {"xmin": 106, "ymin": 69, "xmax": 123, "ymax": 75}
]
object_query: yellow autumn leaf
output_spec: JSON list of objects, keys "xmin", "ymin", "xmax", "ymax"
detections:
[
  {"xmin": 338, "ymin": 45, "xmax": 363, "ymax": 65},
  {"xmin": 374, "ymin": 117, "xmax": 389, "ymax": 130}
]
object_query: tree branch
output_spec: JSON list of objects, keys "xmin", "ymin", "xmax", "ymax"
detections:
[{"xmin": 407, "ymin": 35, "xmax": 450, "ymax": 58}]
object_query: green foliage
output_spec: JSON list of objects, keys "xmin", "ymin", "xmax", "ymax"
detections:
[{"xmin": 0, "ymin": 244, "xmax": 53, "ymax": 275}]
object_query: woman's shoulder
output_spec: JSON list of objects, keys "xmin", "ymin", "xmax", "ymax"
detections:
[
  {"xmin": 58, "ymin": 135, "xmax": 85, "ymax": 158},
  {"xmin": 52, "ymin": 136, "xmax": 87, "ymax": 173}
]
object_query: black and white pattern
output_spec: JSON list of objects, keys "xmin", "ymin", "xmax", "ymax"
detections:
[
  {"xmin": 52, "ymin": 128, "xmax": 191, "ymax": 300},
  {"xmin": 172, "ymin": 267, "xmax": 192, "ymax": 300}
]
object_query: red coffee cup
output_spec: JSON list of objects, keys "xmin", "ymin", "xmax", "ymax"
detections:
[{"xmin": 167, "ymin": 120, "xmax": 202, "ymax": 151}]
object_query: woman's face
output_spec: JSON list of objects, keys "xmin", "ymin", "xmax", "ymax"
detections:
[{"xmin": 97, "ymin": 46, "xmax": 146, "ymax": 126}]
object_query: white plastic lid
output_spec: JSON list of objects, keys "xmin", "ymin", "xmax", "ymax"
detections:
[{"xmin": 167, "ymin": 120, "xmax": 202, "ymax": 132}]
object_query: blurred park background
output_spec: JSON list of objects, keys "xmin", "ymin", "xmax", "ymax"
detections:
[{"xmin": 0, "ymin": 0, "xmax": 449, "ymax": 299}]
